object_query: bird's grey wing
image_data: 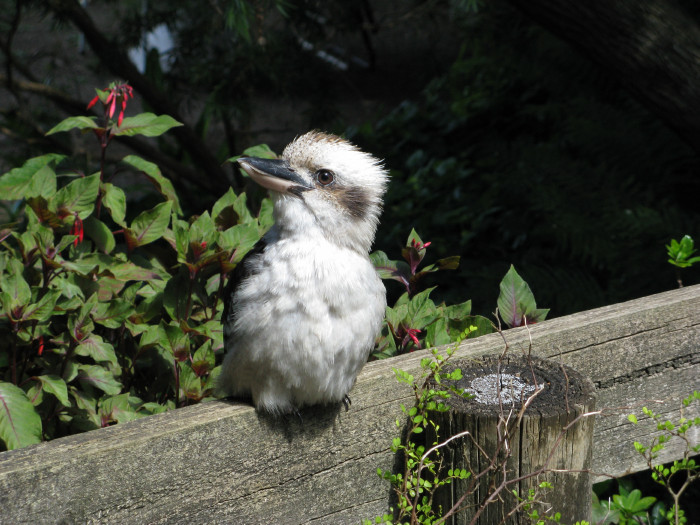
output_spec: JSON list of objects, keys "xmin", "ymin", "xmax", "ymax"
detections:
[{"xmin": 222, "ymin": 237, "xmax": 268, "ymax": 345}]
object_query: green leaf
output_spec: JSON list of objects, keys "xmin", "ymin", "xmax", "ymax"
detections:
[
  {"xmin": 370, "ymin": 250, "xmax": 411, "ymax": 285},
  {"xmin": 99, "ymin": 394, "xmax": 145, "ymax": 424},
  {"xmin": 76, "ymin": 365, "xmax": 122, "ymax": 395},
  {"xmin": 22, "ymin": 289, "xmax": 61, "ymax": 322},
  {"xmin": 114, "ymin": 113, "xmax": 183, "ymax": 137},
  {"xmin": 211, "ymin": 188, "xmax": 239, "ymax": 227},
  {"xmin": 0, "ymin": 263, "xmax": 31, "ymax": 311},
  {"xmin": 234, "ymin": 143, "xmax": 277, "ymax": 160},
  {"xmin": 0, "ymin": 381, "xmax": 42, "ymax": 450},
  {"xmin": 25, "ymin": 196, "xmax": 62, "ymax": 228},
  {"xmin": 434, "ymin": 256, "xmax": 460, "ymax": 271},
  {"xmin": 666, "ymin": 235, "xmax": 699, "ymax": 268},
  {"xmin": 632, "ymin": 495, "xmax": 657, "ymax": 512},
  {"xmin": 232, "ymin": 192, "xmax": 254, "ymax": 224},
  {"xmin": 258, "ymin": 197, "xmax": 274, "ymax": 231},
  {"xmin": 101, "ymin": 183, "xmax": 127, "ymax": 227},
  {"xmin": 35, "ymin": 375, "xmax": 70, "ymax": 407},
  {"xmin": 125, "ymin": 201, "xmax": 172, "ymax": 250},
  {"xmin": 83, "ymin": 217, "xmax": 115, "ymax": 254},
  {"xmin": 54, "ymin": 173, "xmax": 101, "ymax": 219},
  {"xmin": 443, "ymin": 300, "xmax": 472, "ymax": 319},
  {"xmin": 188, "ymin": 211, "xmax": 217, "ymax": 248},
  {"xmin": 426, "ymin": 317, "xmax": 451, "ymax": 348},
  {"xmin": 45, "ymin": 116, "xmax": 99, "ymax": 135},
  {"xmin": 163, "ymin": 269, "xmax": 190, "ymax": 322},
  {"xmin": 159, "ymin": 321, "xmax": 190, "ymax": 358},
  {"xmin": 121, "ymin": 155, "xmax": 182, "ymax": 214},
  {"xmin": 92, "ymin": 299, "xmax": 133, "ymax": 329},
  {"xmin": 107, "ymin": 260, "xmax": 162, "ymax": 282},
  {"xmin": 218, "ymin": 223, "xmax": 261, "ymax": 265},
  {"xmin": 75, "ymin": 334, "xmax": 119, "ymax": 366},
  {"xmin": 407, "ymin": 287, "xmax": 438, "ymax": 327},
  {"xmin": 497, "ymin": 265, "xmax": 548, "ymax": 328},
  {"xmin": 0, "ymin": 154, "xmax": 63, "ymax": 200}
]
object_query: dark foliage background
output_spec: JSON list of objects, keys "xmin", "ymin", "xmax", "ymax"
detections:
[
  {"xmin": 1, "ymin": 0, "xmax": 699, "ymax": 318},
  {"xmin": 349, "ymin": 5, "xmax": 700, "ymax": 315}
]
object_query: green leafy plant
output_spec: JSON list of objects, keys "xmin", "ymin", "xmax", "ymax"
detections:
[
  {"xmin": 497, "ymin": 264, "xmax": 549, "ymax": 328},
  {"xmin": 366, "ymin": 268, "xmax": 565, "ymax": 525},
  {"xmin": 369, "ymin": 333, "xmax": 477, "ymax": 525},
  {"xmin": 666, "ymin": 236, "xmax": 700, "ymax": 269},
  {"xmin": 370, "ymin": 230, "xmax": 492, "ymax": 358},
  {"xmin": 592, "ymin": 484, "xmax": 661, "ymax": 525},
  {"xmin": 628, "ymin": 391, "xmax": 700, "ymax": 525},
  {"xmin": 0, "ymin": 83, "xmax": 269, "ymax": 450},
  {"xmin": 516, "ymin": 481, "xmax": 561, "ymax": 524},
  {"xmin": 666, "ymin": 235, "xmax": 700, "ymax": 288}
]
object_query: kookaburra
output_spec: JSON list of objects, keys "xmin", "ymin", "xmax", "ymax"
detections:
[{"xmin": 218, "ymin": 131, "xmax": 389, "ymax": 414}]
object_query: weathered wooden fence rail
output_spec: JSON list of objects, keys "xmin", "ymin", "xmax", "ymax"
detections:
[{"xmin": 1, "ymin": 285, "xmax": 699, "ymax": 524}]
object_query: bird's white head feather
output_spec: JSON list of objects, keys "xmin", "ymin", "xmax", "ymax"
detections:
[{"xmin": 272, "ymin": 131, "xmax": 389, "ymax": 253}]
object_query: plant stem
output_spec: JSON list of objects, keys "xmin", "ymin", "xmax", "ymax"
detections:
[
  {"xmin": 184, "ymin": 268, "xmax": 196, "ymax": 320},
  {"xmin": 10, "ymin": 322, "xmax": 18, "ymax": 384}
]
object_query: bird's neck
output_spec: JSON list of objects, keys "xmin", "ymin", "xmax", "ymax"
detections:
[{"xmin": 272, "ymin": 196, "xmax": 374, "ymax": 255}]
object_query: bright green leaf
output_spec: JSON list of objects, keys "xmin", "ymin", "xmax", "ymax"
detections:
[
  {"xmin": 46, "ymin": 116, "xmax": 99, "ymax": 135},
  {"xmin": 101, "ymin": 183, "xmax": 127, "ymax": 227},
  {"xmin": 125, "ymin": 201, "xmax": 172, "ymax": 250},
  {"xmin": 121, "ymin": 155, "xmax": 182, "ymax": 214},
  {"xmin": 35, "ymin": 375, "xmax": 70, "ymax": 407},
  {"xmin": 83, "ymin": 217, "xmax": 115, "ymax": 254},
  {"xmin": 54, "ymin": 173, "xmax": 101, "ymax": 219},
  {"xmin": 22, "ymin": 289, "xmax": 61, "ymax": 322},
  {"xmin": 0, "ymin": 154, "xmax": 64, "ymax": 200},
  {"xmin": 115, "ymin": 113, "xmax": 183, "ymax": 137},
  {"xmin": 76, "ymin": 365, "xmax": 122, "ymax": 395},
  {"xmin": 0, "ymin": 382, "xmax": 42, "ymax": 450}
]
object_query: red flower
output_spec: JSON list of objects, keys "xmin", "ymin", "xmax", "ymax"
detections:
[
  {"xmin": 71, "ymin": 215, "xmax": 84, "ymax": 247},
  {"xmin": 37, "ymin": 336, "xmax": 45, "ymax": 356},
  {"xmin": 400, "ymin": 327, "xmax": 422, "ymax": 351},
  {"xmin": 87, "ymin": 82, "xmax": 134, "ymax": 127},
  {"xmin": 407, "ymin": 328, "xmax": 421, "ymax": 346},
  {"xmin": 411, "ymin": 239, "xmax": 431, "ymax": 251}
]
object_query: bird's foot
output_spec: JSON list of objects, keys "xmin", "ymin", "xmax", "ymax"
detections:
[{"xmin": 342, "ymin": 394, "xmax": 352, "ymax": 412}]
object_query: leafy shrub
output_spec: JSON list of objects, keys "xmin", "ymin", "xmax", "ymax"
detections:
[
  {"xmin": 0, "ymin": 82, "xmax": 544, "ymax": 451},
  {"xmin": 0, "ymin": 83, "xmax": 270, "ymax": 450}
]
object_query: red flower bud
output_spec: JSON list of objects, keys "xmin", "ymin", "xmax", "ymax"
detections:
[{"xmin": 71, "ymin": 216, "xmax": 84, "ymax": 247}]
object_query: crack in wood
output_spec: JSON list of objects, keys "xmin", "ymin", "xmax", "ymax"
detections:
[{"xmin": 595, "ymin": 352, "xmax": 697, "ymax": 389}]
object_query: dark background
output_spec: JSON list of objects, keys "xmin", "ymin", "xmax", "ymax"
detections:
[{"xmin": 2, "ymin": 0, "xmax": 699, "ymax": 318}]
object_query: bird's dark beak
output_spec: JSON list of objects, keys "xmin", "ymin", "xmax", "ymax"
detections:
[{"xmin": 236, "ymin": 157, "xmax": 311, "ymax": 196}]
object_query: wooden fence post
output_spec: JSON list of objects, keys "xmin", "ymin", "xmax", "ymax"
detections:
[{"xmin": 430, "ymin": 354, "xmax": 596, "ymax": 524}]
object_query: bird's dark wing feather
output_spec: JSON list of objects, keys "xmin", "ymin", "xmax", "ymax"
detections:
[{"xmin": 222, "ymin": 237, "xmax": 268, "ymax": 345}]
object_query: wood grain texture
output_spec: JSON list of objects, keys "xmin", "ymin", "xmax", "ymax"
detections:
[
  {"xmin": 0, "ymin": 285, "xmax": 698, "ymax": 524},
  {"xmin": 430, "ymin": 356, "xmax": 597, "ymax": 524}
]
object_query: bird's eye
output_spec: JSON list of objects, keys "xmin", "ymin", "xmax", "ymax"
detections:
[{"xmin": 315, "ymin": 169, "xmax": 335, "ymax": 186}]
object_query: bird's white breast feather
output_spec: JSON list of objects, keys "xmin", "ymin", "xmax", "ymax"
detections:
[{"xmin": 219, "ymin": 227, "xmax": 386, "ymax": 413}]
